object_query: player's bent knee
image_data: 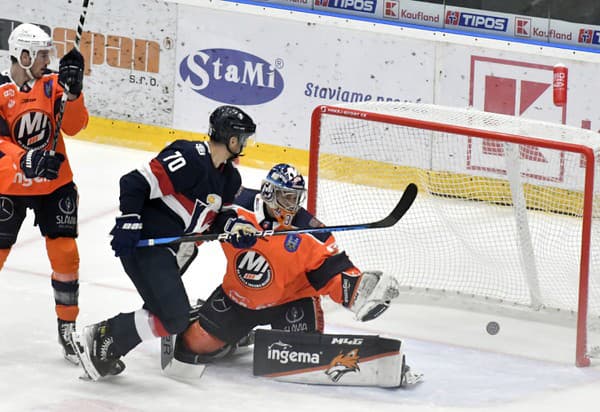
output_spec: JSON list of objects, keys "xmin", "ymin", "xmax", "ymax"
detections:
[
  {"xmin": 0, "ymin": 248, "xmax": 11, "ymax": 269},
  {"xmin": 183, "ymin": 321, "xmax": 226, "ymax": 354},
  {"xmin": 46, "ymin": 237, "xmax": 79, "ymax": 275},
  {"xmin": 162, "ymin": 315, "xmax": 190, "ymax": 336},
  {"xmin": 0, "ymin": 236, "xmax": 16, "ymax": 249}
]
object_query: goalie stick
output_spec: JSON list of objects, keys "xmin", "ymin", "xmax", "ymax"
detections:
[
  {"xmin": 138, "ymin": 182, "xmax": 418, "ymax": 247},
  {"xmin": 51, "ymin": 0, "xmax": 90, "ymax": 153}
]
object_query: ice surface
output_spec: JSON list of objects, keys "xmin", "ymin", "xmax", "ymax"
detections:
[{"xmin": 1, "ymin": 139, "xmax": 598, "ymax": 411}]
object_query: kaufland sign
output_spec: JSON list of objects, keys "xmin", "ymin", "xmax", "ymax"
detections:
[
  {"xmin": 383, "ymin": 0, "xmax": 442, "ymax": 28},
  {"xmin": 514, "ymin": 16, "xmax": 574, "ymax": 42}
]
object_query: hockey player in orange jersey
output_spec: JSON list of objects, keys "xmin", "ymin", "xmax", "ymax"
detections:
[
  {"xmin": 173, "ymin": 163, "xmax": 400, "ymax": 364},
  {"xmin": 0, "ymin": 140, "xmax": 22, "ymax": 192},
  {"xmin": 0, "ymin": 23, "xmax": 88, "ymax": 363}
]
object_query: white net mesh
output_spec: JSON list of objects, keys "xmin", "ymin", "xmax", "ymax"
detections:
[{"xmin": 311, "ymin": 102, "xmax": 600, "ymax": 364}]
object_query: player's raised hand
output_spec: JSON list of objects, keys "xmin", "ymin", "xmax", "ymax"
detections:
[{"xmin": 59, "ymin": 48, "xmax": 85, "ymax": 97}]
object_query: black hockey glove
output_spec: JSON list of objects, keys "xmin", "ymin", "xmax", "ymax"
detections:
[
  {"xmin": 20, "ymin": 149, "xmax": 65, "ymax": 180},
  {"xmin": 223, "ymin": 217, "xmax": 258, "ymax": 249},
  {"xmin": 59, "ymin": 48, "xmax": 85, "ymax": 97},
  {"xmin": 110, "ymin": 214, "xmax": 143, "ymax": 257}
]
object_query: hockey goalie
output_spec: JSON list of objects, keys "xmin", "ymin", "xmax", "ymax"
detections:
[{"xmin": 163, "ymin": 163, "xmax": 422, "ymax": 387}]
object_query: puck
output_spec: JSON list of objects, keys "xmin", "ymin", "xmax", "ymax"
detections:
[{"xmin": 486, "ymin": 321, "xmax": 500, "ymax": 335}]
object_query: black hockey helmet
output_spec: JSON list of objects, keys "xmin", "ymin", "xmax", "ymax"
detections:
[{"xmin": 208, "ymin": 105, "xmax": 256, "ymax": 145}]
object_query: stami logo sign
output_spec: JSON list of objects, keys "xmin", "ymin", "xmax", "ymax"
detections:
[{"xmin": 179, "ymin": 49, "xmax": 284, "ymax": 105}]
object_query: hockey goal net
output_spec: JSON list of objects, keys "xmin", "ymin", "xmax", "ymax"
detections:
[{"xmin": 308, "ymin": 103, "xmax": 600, "ymax": 367}]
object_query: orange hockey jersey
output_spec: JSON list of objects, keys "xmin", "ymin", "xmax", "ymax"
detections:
[
  {"xmin": 0, "ymin": 71, "xmax": 89, "ymax": 195},
  {"xmin": 220, "ymin": 190, "xmax": 359, "ymax": 310},
  {"xmin": 0, "ymin": 141, "xmax": 19, "ymax": 193}
]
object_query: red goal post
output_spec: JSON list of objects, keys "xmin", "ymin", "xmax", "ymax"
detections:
[{"xmin": 308, "ymin": 103, "xmax": 600, "ymax": 367}]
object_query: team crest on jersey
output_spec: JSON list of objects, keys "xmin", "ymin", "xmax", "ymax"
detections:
[
  {"xmin": 12, "ymin": 111, "xmax": 53, "ymax": 149},
  {"xmin": 235, "ymin": 250, "xmax": 273, "ymax": 289},
  {"xmin": 44, "ymin": 80, "xmax": 53, "ymax": 98},
  {"xmin": 206, "ymin": 194, "xmax": 219, "ymax": 206},
  {"xmin": 324, "ymin": 349, "xmax": 361, "ymax": 383},
  {"xmin": 284, "ymin": 234, "xmax": 301, "ymax": 252}
]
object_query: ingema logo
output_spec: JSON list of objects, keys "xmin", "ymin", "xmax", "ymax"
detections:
[
  {"xmin": 267, "ymin": 341, "xmax": 320, "ymax": 365},
  {"xmin": 179, "ymin": 48, "xmax": 284, "ymax": 105}
]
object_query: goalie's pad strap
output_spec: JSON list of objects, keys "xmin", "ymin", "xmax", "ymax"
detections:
[{"xmin": 253, "ymin": 329, "xmax": 404, "ymax": 388}]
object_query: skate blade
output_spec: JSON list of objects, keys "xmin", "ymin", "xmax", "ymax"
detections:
[
  {"xmin": 70, "ymin": 331, "xmax": 101, "ymax": 381},
  {"xmin": 162, "ymin": 358, "xmax": 206, "ymax": 380},
  {"xmin": 63, "ymin": 352, "xmax": 80, "ymax": 365},
  {"xmin": 78, "ymin": 373, "xmax": 93, "ymax": 381},
  {"xmin": 403, "ymin": 369, "xmax": 425, "ymax": 386}
]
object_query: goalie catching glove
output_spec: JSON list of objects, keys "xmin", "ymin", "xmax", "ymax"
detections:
[{"xmin": 349, "ymin": 271, "xmax": 399, "ymax": 321}]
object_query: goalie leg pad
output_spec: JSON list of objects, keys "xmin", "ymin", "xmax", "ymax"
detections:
[{"xmin": 253, "ymin": 329, "xmax": 414, "ymax": 388}]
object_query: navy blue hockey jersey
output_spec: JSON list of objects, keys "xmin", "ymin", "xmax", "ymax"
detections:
[{"xmin": 118, "ymin": 140, "xmax": 241, "ymax": 238}]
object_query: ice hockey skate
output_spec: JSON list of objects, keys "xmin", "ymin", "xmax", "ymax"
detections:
[
  {"xmin": 400, "ymin": 355, "xmax": 424, "ymax": 387},
  {"xmin": 57, "ymin": 319, "xmax": 79, "ymax": 365},
  {"xmin": 70, "ymin": 321, "xmax": 126, "ymax": 381}
]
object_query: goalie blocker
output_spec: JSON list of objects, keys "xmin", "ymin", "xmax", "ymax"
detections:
[{"xmin": 253, "ymin": 329, "xmax": 422, "ymax": 388}]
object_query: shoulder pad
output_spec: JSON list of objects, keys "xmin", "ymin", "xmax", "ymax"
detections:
[
  {"xmin": 235, "ymin": 187, "xmax": 259, "ymax": 209},
  {"xmin": 293, "ymin": 208, "xmax": 331, "ymax": 242}
]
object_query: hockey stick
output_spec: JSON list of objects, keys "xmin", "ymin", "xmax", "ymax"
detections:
[
  {"xmin": 51, "ymin": 0, "xmax": 90, "ymax": 153},
  {"xmin": 138, "ymin": 183, "xmax": 418, "ymax": 247},
  {"xmin": 160, "ymin": 300, "xmax": 204, "ymax": 370}
]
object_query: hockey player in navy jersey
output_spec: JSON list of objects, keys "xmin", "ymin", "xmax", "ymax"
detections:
[{"xmin": 70, "ymin": 105, "xmax": 257, "ymax": 380}]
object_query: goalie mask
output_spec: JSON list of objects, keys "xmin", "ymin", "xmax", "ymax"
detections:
[
  {"xmin": 261, "ymin": 163, "xmax": 306, "ymax": 227},
  {"xmin": 8, "ymin": 23, "xmax": 55, "ymax": 71},
  {"xmin": 208, "ymin": 105, "xmax": 256, "ymax": 157}
]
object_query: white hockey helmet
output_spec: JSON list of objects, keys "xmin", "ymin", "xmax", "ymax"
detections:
[{"xmin": 8, "ymin": 23, "xmax": 54, "ymax": 69}]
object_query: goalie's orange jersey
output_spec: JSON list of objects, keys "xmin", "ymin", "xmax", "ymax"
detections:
[
  {"xmin": 0, "ymin": 71, "xmax": 89, "ymax": 195},
  {"xmin": 220, "ymin": 199, "xmax": 357, "ymax": 310}
]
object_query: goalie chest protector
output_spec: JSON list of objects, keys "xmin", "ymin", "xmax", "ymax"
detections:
[{"xmin": 253, "ymin": 329, "xmax": 404, "ymax": 388}]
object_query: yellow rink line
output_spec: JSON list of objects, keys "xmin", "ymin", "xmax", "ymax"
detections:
[
  {"xmin": 74, "ymin": 116, "xmax": 589, "ymax": 217},
  {"xmin": 73, "ymin": 115, "xmax": 310, "ymax": 174}
]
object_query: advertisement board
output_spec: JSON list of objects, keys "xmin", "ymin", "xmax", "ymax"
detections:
[
  {"xmin": 173, "ymin": 3, "xmax": 435, "ymax": 148},
  {"xmin": 0, "ymin": 0, "xmax": 177, "ymax": 126}
]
